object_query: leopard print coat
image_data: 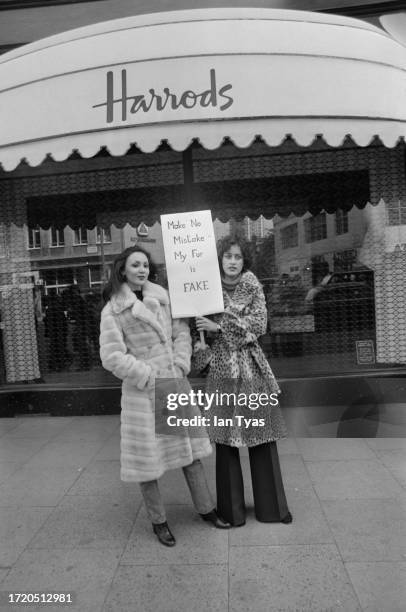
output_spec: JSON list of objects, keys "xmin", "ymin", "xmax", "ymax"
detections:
[{"xmin": 194, "ymin": 271, "xmax": 287, "ymax": 447}]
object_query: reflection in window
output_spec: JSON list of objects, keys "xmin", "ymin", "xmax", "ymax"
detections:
[
  {"xmin": 96, "ymin": 227, "xmax": 112, "ymax": 243},
  {"xmin": 50, "ymin": 228, "xmax": 65, "ymax": 247},
  {"xmin": 333, "ymin": 249, "xmax": 357, "ymax": 272},
  {"xmin": 28, "ymin": 226, "xmax": 41, "ymax": 249},
  {"xmin": 41, "ymin": 268, "xmax": 74, "ymax": 295},
  {"xmin": 0, "ymin": 224, "xmax": 6, "ymax": 258},
  {"xmin": 280, "ymin": 223, "xmax": 298, "ymax": 249},
  {"xmin": 335, "ymin": 209, "xmax": 349, "ymax": 235},
  {"xmin": 73, "ymin": 226, "xmax": 88, "ymax": 245},
  {"xmin": 304, "ymin": 213, "xmax": 327, "ymax": 243},
  {"xmin": 387, "ymin": 200, "xmax": 406, "ymax": 226},
  {"xmin": 89, "ymin": 266, "xmax": 102, "ymax": 287}
]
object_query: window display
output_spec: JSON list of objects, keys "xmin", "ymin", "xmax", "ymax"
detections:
[{"xmin": 0, "ymin": 140, "xmax": 404, "ymax": 387}]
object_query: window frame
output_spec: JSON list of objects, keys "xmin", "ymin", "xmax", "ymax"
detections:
[
  {"xmin": 280, "ymin": 223, "xmax": 299, "ymax": 249},
  {"xmin": 27, "ymin": 226, "xmax": 41, "ymax": 250},
  {"xmin": 304, "ymin": 213, "xmax": 327, "ymax": 243},
  {"xmin": 49, "ymin": 227, "xmax": 65, "ymax": 248},
  {"xmin": 73, "ymin": 226, "xmax": 88, "ymax": 246},
  {"xmin": 95, "ymin": 227, "xmax": 112, "ymax": 244},
  {"xmin": 335, "ymin": 209, "xmax": 349, "ymax": 235}
]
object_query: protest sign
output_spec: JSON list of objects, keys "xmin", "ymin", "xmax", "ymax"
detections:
[{"xmin": 161, "ymin": 210, "xmax": 224, "ymax": 318}]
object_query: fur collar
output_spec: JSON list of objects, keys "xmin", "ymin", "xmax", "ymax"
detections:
[
  {"xmin": 223, "ymin": 271, "xmax": 262, "ymax": 308},
  {"xmin": 235, "ymin": 271, "xmax": 261, "ymax": 291},
  {"xmin": 110, "ymin": 282, "xmax": 169, "ymax": 341},
  {"xmin": 110, "ymin": 281, "xmax": 169, "ymax": 314}
]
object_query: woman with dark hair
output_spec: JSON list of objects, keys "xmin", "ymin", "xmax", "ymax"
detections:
[
  {"xmin": 100, "ymin": 246, "xmax": 230, "ymax": 547},
  {"xmin": 195, "ymin": 235, "xmax": 292, "ymax": 527}
]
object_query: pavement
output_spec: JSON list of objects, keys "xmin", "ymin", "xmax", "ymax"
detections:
[{"xmin": 0, "ymin": 415, "xmax": 405, "ymax": 611}]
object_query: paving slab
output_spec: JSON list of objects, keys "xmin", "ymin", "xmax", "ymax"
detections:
[
  {"xmin": 229, "ymin": 544, "xmax": 362, "ymax": 612},
  {"xmin": 121, "ymin": 505, "xmax": 228, "ymax": 566},
  {"xmin": 68, "ymin": 416, "xmax": 119, "ymax": 431},
  {"xmin": 0, "ymin": 507, "xmax": 53, "ymax": 566},
  {"xmin": 51, "ymin": 429, "xmax": 116, "ymax": 444},
  {"xmin": 301, "ymin": 421, "xmax": 344, "ymax": 437},
  {"xmin": 27, "ymin": 440, "xmax": 106, "ymax": 470},
  {"xmin": 296, "ymin": 438, "xmax": 376, "ymax": 461},
  {"xmin": 322, "ymin": 498, "xmax": 406, "ymax": 562},
  {"xmin": 365, "ymin": 438, "xmax": 406, "ymax": 451},
  {"xmin": 375, "ymin": 450, "xmax": 406, "ymax": 489},
  {"xmin": 230, "ymin": 486, "xmax": 333, "ymax": 547},
  {"xmin": 308, "ymin": 419, "xmax": 393, "ymax": 438},
  {"xmin": 0, "ymin": 420, "xmax": 20, "ymax": 437},
  {"xmin": 92, "ymin": 435, "xmax": 120, "ymax": 461},
  {"xmin": 306, "ymin": 459, "xmax": 404, "ymax": 500},
  {"xmin": 0, "ymin": 548, "xmax": 121, "ymax": 612},
  {"xmin": 374, "ymin": 422, "xmax": 406, "ymax": 437},
  {"xmin": 277, "ymin": 437, "xmax": 300, "ymax": 455},
  {"xmin": 346, "ymin": 561, "xmax": 406, "ymax": 612},
  {"xmin": 103, "ymin": 563, "xmax": 228, "ymax": 612},
  {"xmin": 0, "ymin": 438, "xmax": 48, "ymax": 463},
  {"xmin": 66, "ymin": 460, "xmax": 142, "ymax": 505},
  {"xmin": 0, "ymin": 465, "xmax": 81, "ymax": 507},
  {"xmin": 0, "ymin": 462, "xmax": 21, "ymax": 485},
  {"xmin": 52, "ymin": 417, "xmax": 119, "ymax": 443},
  {"xmin": 0, "ymin": 570, "xmax": 9, "ymax": 582},
  {"xmin": 279, "ymin": 453, "xmax": 316, "ymax": 490},
  {"xmin": 4, "ymin": 417, "xmax": 74, "ymax": 440},
  {"xmin": 27, "ymin": 495, "xmax": 135, "ymax": 551}
]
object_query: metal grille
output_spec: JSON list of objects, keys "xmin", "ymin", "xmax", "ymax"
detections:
[{"xmin": 0, "ymin": 141, "xmax": 405, "ymax": 385}]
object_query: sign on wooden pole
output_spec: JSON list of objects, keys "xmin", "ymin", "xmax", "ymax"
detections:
[{"xmin": 161, "ymin": 210, "xmax": 224, "ymax": 319}]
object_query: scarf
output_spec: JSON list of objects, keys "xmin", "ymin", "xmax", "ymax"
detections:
[{"xmin": 221, "ymin": 274, "xmax": 242, "ymax": 296}]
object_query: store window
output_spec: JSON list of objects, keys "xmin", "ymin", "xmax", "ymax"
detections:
[
  {"xmin": 280, "ymin": 223, "xmax": 299, "ymax": 249},
  {"xmin": 304, "ymin": 213, "xmax": 327, "ymax": 243},
  {"xmin": 335, "ymin": 209, "xmax": 349, "ymax": 235},
  {"xmin": 2, "ymin": 141, "xmax": 406, "ymax": 389}
]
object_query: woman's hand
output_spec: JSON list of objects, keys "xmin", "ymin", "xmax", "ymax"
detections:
[{"xmin": 195, "ymin": 316, "xmax": 221, "ymax": 334}]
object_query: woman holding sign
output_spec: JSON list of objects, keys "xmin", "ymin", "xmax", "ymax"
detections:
[
  {"xmin": 100, "ymin": 246, "xmax": 230, "ymax": 547},
  {"xmin": 195, "ymin": 236, "xmax": 292, "ymax": 527}
]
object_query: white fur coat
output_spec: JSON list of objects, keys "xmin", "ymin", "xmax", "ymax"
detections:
[{"xmin": 100, "ymin": 281, "xmax": 211, "ymax": 482}]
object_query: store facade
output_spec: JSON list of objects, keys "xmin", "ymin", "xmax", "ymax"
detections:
[{"xmin": 1, "ymin": 8, "xmax": 406, "ymax": 415}]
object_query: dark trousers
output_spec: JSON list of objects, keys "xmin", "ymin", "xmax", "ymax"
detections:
[{"xmin": 216, "ymin": 442, "xmax": 290, "ymax": 525}]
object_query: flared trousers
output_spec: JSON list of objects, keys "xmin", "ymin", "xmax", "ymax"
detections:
[{"xmin": 216, "ymin": 441, "xmax": 290, "ymax": 525}]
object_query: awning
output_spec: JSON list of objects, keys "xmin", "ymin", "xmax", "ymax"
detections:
[
  {"xmin": 26, "ymin": 169, "xmax": 370, "ymax": 229},
  {"xmin": 0, "ymin": 8, "xmax": 406, "ymax": 171}
]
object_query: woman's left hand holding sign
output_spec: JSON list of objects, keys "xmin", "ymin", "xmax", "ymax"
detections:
[{"xmin": 195, "ymin": 316, "xmax": 220, "ymax": 334}]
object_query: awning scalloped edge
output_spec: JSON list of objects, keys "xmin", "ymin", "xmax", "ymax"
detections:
[{"xmin": 1, "ymin": 119, "xmax": 406, "ymax": 172}]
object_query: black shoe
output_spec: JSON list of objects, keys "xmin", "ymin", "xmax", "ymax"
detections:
[
  {"xmin": 281, "ymin": 511, "xmax": 293, "ymax": 524},
  {"xmin": 152, "ymin": 522, "xmax": 176, "ymax": 546},
  {"xmin": 200, "ymin": 509, "xmax": 231, "ymax": 529}
]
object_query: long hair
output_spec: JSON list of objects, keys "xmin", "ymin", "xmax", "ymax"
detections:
[
  {"xmin": 217, "ymin": 234, "xmax": 252, "ymax": 275},
  {"xmin": 102, "ymin": 246, "xmax": 156, "ymax": 304}
]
